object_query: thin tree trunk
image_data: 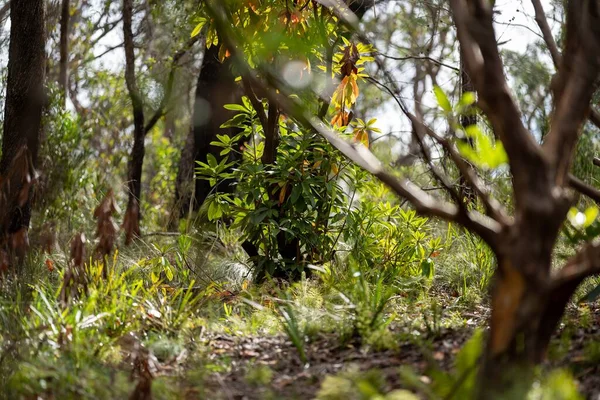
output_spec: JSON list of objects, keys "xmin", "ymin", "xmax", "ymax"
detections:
[
  {"xmin": 0, "ymin": 0, "xmax": 46, "ymax": 257},
  {"xmin": 122, "ymin": 0, "xmax": 145, "ymax": 244},
  {"xmin": 59, "ymin": 0, "xmax": 70, "ymax": 101}
]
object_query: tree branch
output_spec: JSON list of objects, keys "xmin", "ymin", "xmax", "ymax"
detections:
[
  {"xmin": 241, "ymin": 77, "xmax": 269, "ymax": 132},
  {"xmin": 262, "ymin": 101, "xmax": 280, "ymax": 165},
  {"xmin": 143, "ymin": 35, "xmax": 201, "ymax": 135},
  {"xmin": 552, "ymin": 239, "xmax": 600, "ymax": 291},
  {"xmin": 542, "ymin": 2, "xmax": 600, "ymax": 182},
  {"xmin": 568, "ymin": 174, "xmax": 600, "ymax": 203},
  {"xmin": 378, "ymin": 53, "xmax": 460, "ymax": 72},
  {"xmin": 368, "ymin": 76, "xmax": 510, "ymax": 226},
  {"xmin": 531, "ymin": 0, "xmax": 600, "ymax": 134},
  {"xmin": 449, "ymin": 0, "xmax": 549, "ymax": 207},
  {"xmin": 531, "ymin": 0, "xmax": 561, "ymax": 69},
  {"xmin": 205, "ymin": 0, "xmax": 502, "ymax": 248}
]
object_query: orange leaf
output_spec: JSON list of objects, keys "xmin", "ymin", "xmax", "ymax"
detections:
[
  {"xmin": 353, "ymin": 129, "xmax": 369, "ymax": 148},
  {"xmin": 350, "ymin": 75, "xmax": 359, "ymax": 100},
  {"xmin": 331, "ymin": 111, "xmax": 349, "ymax": 127},
  {"xmin": 331, "ymin": 77, "xmax": 349, "ymax": 107},
  {"xmin": 290, "ymin": 12, "xmax": 301, "ymax": 24},
  {"xmin": 45, "ymin": 258, "xmax": 55, "ymax": 272},
  {"xmin": 279, "ymin": 184, "xmax": 288, "ymax": 205}
]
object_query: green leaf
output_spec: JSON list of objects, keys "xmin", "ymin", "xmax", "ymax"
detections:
[
  {"xmin": 420, "ymin": 258, "xmax": 434, "ymax": 278},
  {"xmin": 191, "ymin": 18, "xmax": 207, "ymax": 38},
  {"xmin": 206, "ymin": 154, "xmax": 218, "ymax": 169},
  {"xmin": 453, "ymin": 329, "xmax": 483, "ymax": 398},
  {"xmin": 458, "ymin": 92, "xmax": 476, "ymax": 108},
  {"xmin": 584, "ymin": 206, "xmax": 599, "ymax": 227},
  {"xmin": 164, "ymin": 264, "xmax": 174, "ymax": 281},
  {"xmin": 224, "ymin": 103, "xmax": 250, "ymax": 112},
  {"xmin": 221, "ymin": 113, "xmax": 248, "ymax": 128},
  {"xmin": 457, "ymin": 125, "xmax": 508, "ymax": 170},
  {"xmin": 433, "ymin": 86, "xmax": 452, "ymax": 113},
  {"xmin": 207, "ymin": 201, "xmax": 223, "ymax": 221},
  {"xmin": 536, "ymin": 370, "xmax": 584, "ymax": 400}
]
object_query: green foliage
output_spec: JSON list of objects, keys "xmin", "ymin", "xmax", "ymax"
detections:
[
  {"xmin": 37, "ymin": 86, "xmax": 94, "ymax": 232},
  {"xmin": 528, "ymin": 370, "xmax": 583, "ymax": 400},
  {"xmin": 197, "ymin": 97, "xmax": 354, "ymax": 279},
  {"xmin": 277, "ymin": 299, "xmax": 308, "ymax": 363},
  {"xmin": 0, "ymin": 1, "xmax": 596, "ymax": 398},
  {"xmin": 344, "ymin": 192, "xmax": 442, "ymax": 282},
  {"xmin": 436, "ymin": 227, "xmax": 496, "ymax": 301},
  {"xmin": 343, "ymin": 267, "xmax": 396, "ymax": 342},
  {"xmin": 457, "ymin": 125, "xmax": 508, "ymax": 170},
  {"xmin": 317, "ymin": 367, "xmax": 419, "ymax": 400}
]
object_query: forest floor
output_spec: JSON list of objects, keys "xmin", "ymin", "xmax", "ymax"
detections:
[
  {"xmin": 195, "ymin": 295, "xmax": 600, "ymax": 399},
  {"xmin": 201, "ymin": 328, "xmax": 471, "ymax": 399},
  {"xmin": 2, "ymin": 237, "xmax": 600, "ymax": 399}
]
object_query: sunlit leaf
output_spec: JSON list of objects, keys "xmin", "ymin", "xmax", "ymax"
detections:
[
  {"xmin": 433, "ymin": 85, "xmax": 452, "ymax": 113},
  {"xmin": 191, "ymin": 18, "xmax": 207, "ymax": 38}
]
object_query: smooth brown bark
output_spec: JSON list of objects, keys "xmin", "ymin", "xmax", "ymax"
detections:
[{"xmin": 0, "ymin": 0, "xmax": 46, "ymax": 240}]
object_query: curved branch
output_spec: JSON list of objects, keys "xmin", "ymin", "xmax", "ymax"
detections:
[
  {"xmin": 568, "ymin": 174, "xmax": 600, "ymax": 203},
  {"xmin": 378, "ymin": 53, "xmax": 460, "ymax": 72},
  {"xmin": 449, "ymin": 0, "xmax": 552, "ymax": 209},
  {"xmin": 542, "ymin": 2, "xmax": 600, "ymax": 182},
  {"xmin": 531, "ymin": 0, "xmax": 561, "ymax": 69},
  {"xmin": 206, "ymin": 0, "xmax": 502, "ymax": 249},
  {"xmin": 552, "ymin": 239, "xmax": 600, "ymax": 291}
]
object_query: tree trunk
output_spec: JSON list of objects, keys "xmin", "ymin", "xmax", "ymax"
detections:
[
  {"xmin": 122, "ymin": 0, "xmax": 145, "ymax": 244},
  {"xmin": 174, "ymin": 44, "xmax": 242, "ymax": 217},
  {"xmin": 0, "ymin": 0, "xmax": 46, "ymax": 248},
  {"xmin": 59, "ymin": 0, "xmax": 70, "ymax": 102},
  {"xmin": 478, "ymin": 237, "xmax": 573, "ymax": 399}
]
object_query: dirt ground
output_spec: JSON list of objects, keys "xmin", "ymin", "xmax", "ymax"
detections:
[{"xmin": 198, "ymin": 305, "xmax": 600, "ymax": 399}]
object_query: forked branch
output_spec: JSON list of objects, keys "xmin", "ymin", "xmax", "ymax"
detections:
[
  {"xmin": 449, "ymin": 0, "xmax": 547, "ymax": 204},
  {"xmin": 542, "ymin": 2, "xmax": 600, "ymax": 182},
  {"xmin": 368, "ymin": 77, "xmax": 510, "ymax": 226},
  {"xmin": 568, "ymin": 174, "xmax": 600, "ymax": 204},
  {"xmin": 552, "ymin": 239, "xmax": 600, "ymax": 292}
]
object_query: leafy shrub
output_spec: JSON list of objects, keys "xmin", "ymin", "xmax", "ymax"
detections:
[{"xmin": 197, "ymin": 96, "xmax": 353, "ymax": 280}]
